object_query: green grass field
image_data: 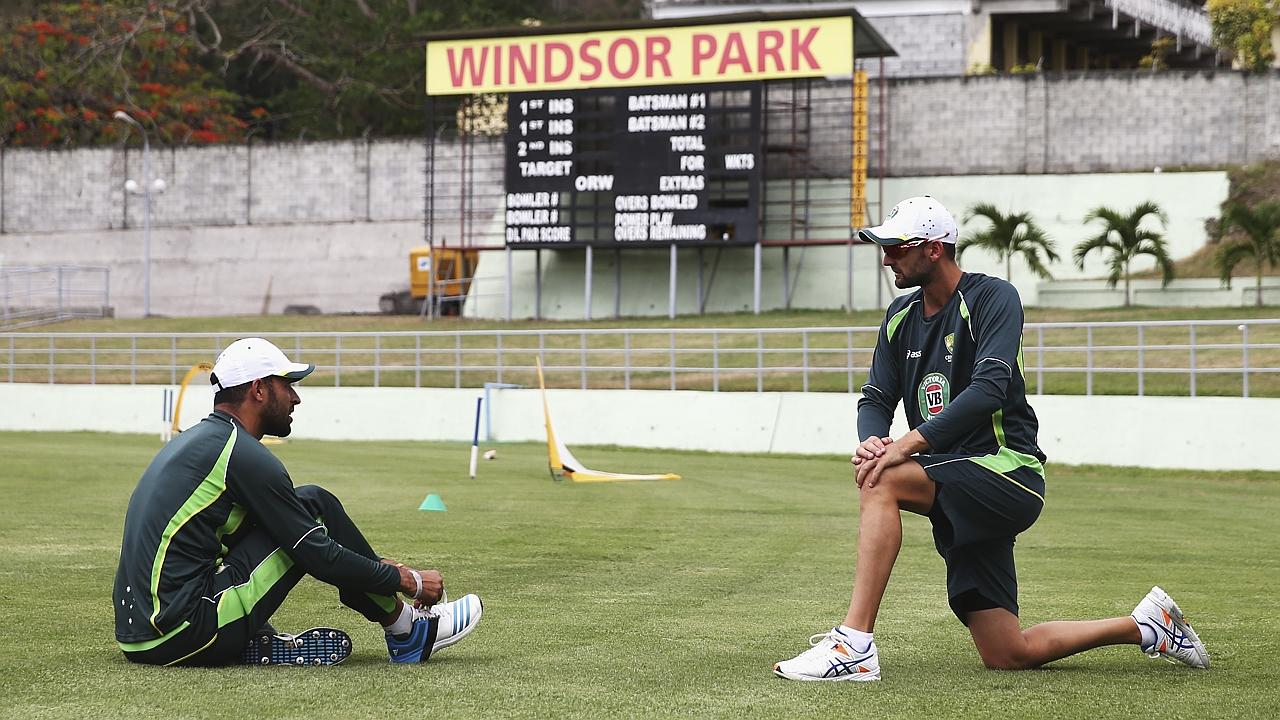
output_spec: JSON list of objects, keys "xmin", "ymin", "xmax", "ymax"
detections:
[{"xmin": 1, "ymin": 432, "xmax": 1276, "ymax": 719}]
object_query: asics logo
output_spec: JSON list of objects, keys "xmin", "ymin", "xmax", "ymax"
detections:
[
  {"xmin": 825, "ymin": 656, "xmax": 872, "ymax": 677},
  {"xmin": 824, "ymin": 646, "xmax": 873, "ymax": 677},
  {"xmin": 1144, "ymin": 618, "xmax": 1196, "ymax": 653},
  {"xmin": 1160, "ymin": 625, "xmax": 1196, "ymax": 652}
]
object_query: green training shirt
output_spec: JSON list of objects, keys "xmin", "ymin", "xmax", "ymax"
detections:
[
  {"xmin": 113, "ymin": 410, "xmax": 399, "ymax": 643},
  {"xmin": 858, "ymin": 272, "xmax": 1047, "ymax": 471}
]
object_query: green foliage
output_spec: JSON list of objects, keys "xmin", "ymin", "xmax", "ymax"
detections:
[
  {"xmin": 1207, "ymin": 0, "xmax": 1279, "ymax": 72},
  {"xmin": 1139, "ymin": 36, "xmax": 1175, "ymax": 70},
  {"xmin": 209, "ymin": 0, "xmax": 641, "ymax": 140},
  {"xmin": 958, "ymin": 204, "xmax": 1059, "ymax": 280},
  {"xmin": 1075, "ymin": 201, "xmax": 1175, "ymax": 306},
  {"xmin": 1225, "ymin": 158, "xmax": 1280, "ymax": 209},
  {"xmin": 0, "ymin": 2, "xmax": 245, "ymax": 147},
  {"xmin": 1, "ymin": 0, "xmax": 646, "ymax": 145},
  {"xmin": 1215, "ymin": 200, "xmax": 1280, "ymax": 306},
  {"xmin": 209, "ymin": 0, "xmax": 545, "ymax": 139},
  {"xmin": 1009, "ymin": 62, "xmax": 1040, "ymax": 74}
]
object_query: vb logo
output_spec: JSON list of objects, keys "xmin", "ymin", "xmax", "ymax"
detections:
[{"xmin": 917, "ymin": 372, "xmax": 950, "ymax": 420}]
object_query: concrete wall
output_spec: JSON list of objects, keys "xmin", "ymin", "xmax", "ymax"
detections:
[
  {"xmin": 860, "ymin": 12, "xmax": 967, "ymax": 77},
  {"xmin": 0, "ymin": 73, "xmax": 1269, "ymax": 234},
  {"xmin": 0, "ymin": 171, "xmax": 1226, "ymax": 317},
  {"xmin": 0, "ymin": 220, "xmax": 423, "ymax": 316},
  {"xmin": 0, "ymin": 140, "xmax": 429, "ymax": 233},
  {"xmin": 869, "ymin": 72, "xmax": 1280, "ymax": 177},
  {"xmin": 6, "ymin": 70, "xmax": 1270, "ymax": 317},
  {"xmin": 1, "ymin": 382, "xmax": 1274, "ymax": 471}
]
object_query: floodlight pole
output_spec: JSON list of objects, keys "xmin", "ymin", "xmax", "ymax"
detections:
[
  {"xmin": 141, "ymin": 130, "xmax": 152, "ymax": 317},
  {"xmin": 114, "ymin": 111, "xmax": 153, "ymax": 317}
]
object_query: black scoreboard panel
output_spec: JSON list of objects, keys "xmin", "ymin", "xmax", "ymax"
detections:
[{"xmin": 504, "ymin": 83, "xmax": 761, "ymax": 248}]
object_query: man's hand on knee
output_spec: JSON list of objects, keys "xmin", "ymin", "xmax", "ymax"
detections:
[
  {"xmin": 851, "ymin": 436, "xmax": 893, "ymax": 468},
  {"xmin": 857, "ymin": 443, "xmax": 908, "ymax": 489}
]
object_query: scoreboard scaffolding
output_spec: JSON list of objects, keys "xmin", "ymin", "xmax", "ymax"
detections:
[{"xmin": 422, "ymin": 11, "xmax": 895, "ymax": 318}]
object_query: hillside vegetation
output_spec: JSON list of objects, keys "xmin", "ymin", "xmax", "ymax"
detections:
[{"xmin": 1138, "ymin": 159, "xmax": 1280, "ymax": 279}]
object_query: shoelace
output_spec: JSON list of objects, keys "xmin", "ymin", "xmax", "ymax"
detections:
[
  {"xmin": 410, "ymin": 591, "xmax": 451, "ymax": 623},
  {"xmin": 801, "ymin": 630, "xmax": 848, "ymax": 657}
]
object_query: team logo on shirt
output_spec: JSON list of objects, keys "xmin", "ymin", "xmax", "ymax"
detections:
[
  {"xmin": 944, "ymin": 333, "xmax": 955, "ymax": 353},
  {"xmin": 917, "ymin": 372, "xmax": 950, "ymax": 420}
]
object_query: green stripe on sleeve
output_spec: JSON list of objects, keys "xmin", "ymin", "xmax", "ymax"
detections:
[
  {"xmin": 148, "ymin": 427, "xmax": 238, "ymax": 631},
  {"xmin": 215, "ymin": 505, "xmax": 248, "ymax": 561},
  {"xmin": 885, "ymin": 301, "xmax": 917, "ymax": 343},
  {"xmin": 991, "ymin": 408, "xmax": 1007, "ymax": 447}
]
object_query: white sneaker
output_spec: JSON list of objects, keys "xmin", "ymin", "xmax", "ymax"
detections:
[
  {"xmin": 422, "ymin": 592, "xmax": 483, "ymax": 653},
  {"xmin": 773, "ymin": 628, "xmax": 881, "ymax": 681},
  {"xmin": 387, "ymin": 593, "xmax": 483, "ymax": 663},
  {"xmin": 1131, "ymin": 586, "xmax": 1209, "ymax": 669}
]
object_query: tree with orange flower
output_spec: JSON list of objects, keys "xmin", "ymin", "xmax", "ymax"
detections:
[{"xmin": 0, "ymin": 2, "xmax": 244, "ymax": 147}]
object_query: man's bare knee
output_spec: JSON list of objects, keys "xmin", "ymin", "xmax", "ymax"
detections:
[
  {"xmin": 975, "ymin": 638, "xmax": 1042, "ymax": 670},
  {"xmin": 859, "ymin": 466, "xmax": 934, "ymax": 514},
  {"xmin": 978, "ymin": 647, "xmax": 1036, "ymax": 671}
]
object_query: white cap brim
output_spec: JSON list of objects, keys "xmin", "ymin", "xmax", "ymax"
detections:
[
  {"xmin": 277, "ymin": 363, "xmax": 315, "ymax": 382},
  {"xmin": 857, "ymin": 223, "xmax": 911, "ymax": 246}
]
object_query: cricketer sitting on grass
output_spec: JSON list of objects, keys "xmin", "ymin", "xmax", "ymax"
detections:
[
  {"xmin": 113, "ymin": 338, "xmax": 482, "ymax": 666},
  {"xmin": 773, "ymin": 197, "xmax": 1210, "ymax": 681}
]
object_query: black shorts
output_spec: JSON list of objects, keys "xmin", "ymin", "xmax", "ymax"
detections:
[{"xmin": 915, "ymin": 454, "xmax": 1046, "ymax": 624}]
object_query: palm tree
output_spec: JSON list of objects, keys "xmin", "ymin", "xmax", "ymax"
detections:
[
  {"xmin": 1215, "ymin": 200, "xmax": 1280, "ymax": 307},
  {"xmin": 957, "ymin": 204, "xmax": 1058, "ymax": 281},
  {"xmin": 1074, "ymin": 201, "xmax": 1175, "ymax": 307}
]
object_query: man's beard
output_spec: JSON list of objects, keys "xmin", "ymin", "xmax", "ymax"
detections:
[
  {"xmin": 893, "ymin": 266, "xmax": 928, "ymax": 289},
  {"xmin": 261, "ymin": 381, "xmax": 294, "ymax": 438}
]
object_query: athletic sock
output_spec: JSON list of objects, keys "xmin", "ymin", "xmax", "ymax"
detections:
[
  {"xmin": 837, "ymin": 625, "xmax": 874, "ymax": 651},
  {"xmin": 1134, "ymin": 618, "xmax": 1157, "ymax": 650},
  {"xmin": 386, "ymin": 604, "xmax": 414, "ymax": 638}
]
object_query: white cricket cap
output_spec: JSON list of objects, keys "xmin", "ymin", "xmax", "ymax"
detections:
[
  {"xmin": 857, "ymin": 196, "xmax": 958, "ymax": 246},
  {"xmin": 210, "ymin": 337, "xmax": 314, "ymax": 391}
]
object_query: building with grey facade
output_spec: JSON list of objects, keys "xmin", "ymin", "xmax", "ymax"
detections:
[{"xmin": 648, "ymin": 0, "xmax": 1224, "ymax": 75}]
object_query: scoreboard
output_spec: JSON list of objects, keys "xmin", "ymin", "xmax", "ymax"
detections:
[{"xmin": 504, "ymin": 83, "xmax": 762, "ymax": 249}]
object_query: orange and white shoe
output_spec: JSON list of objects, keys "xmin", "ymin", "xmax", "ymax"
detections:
[
  {"xmin": 772, "ymin": 628, "xmax": 881, "ymax": 681},
  {"xmin": 1131, "ymin": 586, "xmax": 1210, "ymax": 668}
]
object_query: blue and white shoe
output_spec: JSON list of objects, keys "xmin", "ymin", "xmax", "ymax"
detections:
[
  {"xmin": 1132, "ymin": 586, "xmax": 1210, "ymax": 668},
  {"xmin": 387, "ymin": 593, "xmax": 483, "ymax": 663},
  {"xmin": 773, "ymin": 628, "xmax": 881, "ymax": 681},
  {"xmin": 240, "ymin": 627, "xmax": 352, "ymax": 666}
]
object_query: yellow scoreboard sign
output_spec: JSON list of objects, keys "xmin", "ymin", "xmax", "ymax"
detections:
[{"xmin": 426, "ymin": 16, "xmax": 854, "ymax": 95}]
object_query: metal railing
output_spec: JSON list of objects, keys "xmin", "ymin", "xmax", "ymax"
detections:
[
  {"xmin": 2, "ymin": 318, "xmax": 1279, "ymax": 397},
  {"xmin": 0, "ymin": 266, "xmax": 111, "ymax": 331},
  {"xmin": 1107, "ymin": 0, "xmax": 1214, "ymax": 47}
]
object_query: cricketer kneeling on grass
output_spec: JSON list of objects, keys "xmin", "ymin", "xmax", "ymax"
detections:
[
  {"xmin": 113, "ymin": 338, "xmax": 482, "ymax": 667},
  {"xmin": 773, "ymin": 197, "xmax": 1210, "ymax": 681}
]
